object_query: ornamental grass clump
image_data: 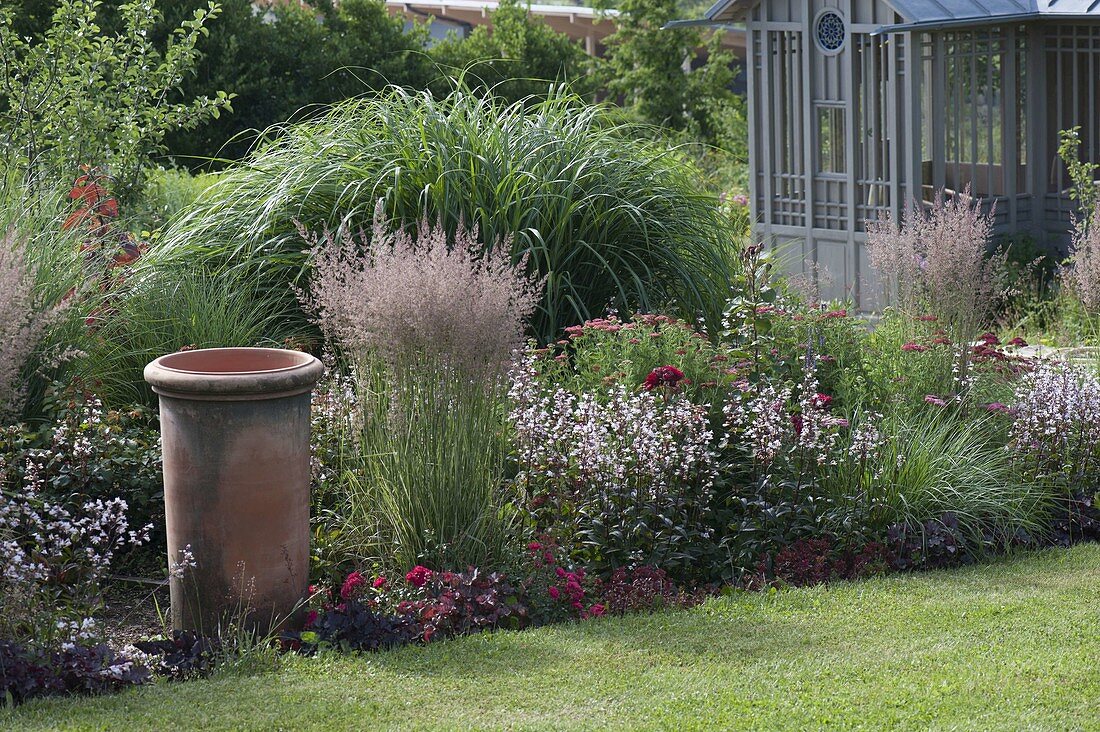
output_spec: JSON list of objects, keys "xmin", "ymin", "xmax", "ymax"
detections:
[
  {"xmin": 302, "ymin": 209, "xmax": 543, "ymax": 571},
  {"xmin": 302, "ymin": 201, "xmax": 541, "ymax": 378},
  {"xmin": 1061, "ymin": 201, "xmax": 1100, "ymax": 322},
  {"xmin": 157, "ymin": 86, "xmax": 738, "ymax": 342},
  {"xmin": 866, "ymin": 188, "xmax": 1012, "ymax": 389}
]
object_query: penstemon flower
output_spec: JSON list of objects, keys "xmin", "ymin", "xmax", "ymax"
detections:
[{"xmin": 1009, "ymin": 361, "xmax": 1100, "ymax": 481}]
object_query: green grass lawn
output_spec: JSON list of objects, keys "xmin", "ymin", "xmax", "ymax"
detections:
[{"xmin": 6, "ymin": 545, "xmax": 1099, "ymax": 731}]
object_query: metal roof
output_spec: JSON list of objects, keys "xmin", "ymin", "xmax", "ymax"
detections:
[{"xmin": 703, "ymin": 0, "xmax": 1100, "ymax": 27}]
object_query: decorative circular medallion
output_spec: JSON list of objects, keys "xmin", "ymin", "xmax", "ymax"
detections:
[{"xmin": 815, "ymin": 10, "xmax": 846, "ymax": 55}]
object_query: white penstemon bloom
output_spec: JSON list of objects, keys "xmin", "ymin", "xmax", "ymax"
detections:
[
  {"xmin": 507, "ymin": 354, "xmax": 717, "ymax": 500},
  {"xmin": 168, "ymin": 543, "xmax": 197, "ymax": 580},
  {"xmin": 2, "ymin": 454, "xmax": 147, "ymax": 643},
  {"xmin": 1010, "ymin": 361, "xmax": 1100, "ymax": 476}
]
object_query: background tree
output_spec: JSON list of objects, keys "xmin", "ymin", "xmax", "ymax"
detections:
[
  {"xmin": 429, "ymin": 0, "xmax": 594, "ymax": 104},
  {"xmin": 598, "ymin": 0, "xmax": 748, "ymax": 187},
  {"xmin": 158, "ymin": 0, "xmax": 432, "ymax": 166},
  {"xmin": 0, "ymin": 0, "xmax": 231, "ymax": 199}
]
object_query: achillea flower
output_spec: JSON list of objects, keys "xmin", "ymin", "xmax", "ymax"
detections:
[
  {"xmin": 902, "ymin": 343, "xmax": 928, "ymax": 352},
  {"xmin": 924, "ymin": 395, "xmax": 947, "ymax": 407}
]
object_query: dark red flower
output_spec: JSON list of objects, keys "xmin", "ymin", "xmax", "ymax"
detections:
[
  {"xmin": 340, "ymin": 571, "xmax": 366, "ymax": 600},
  {"xmin": 643, "ymin": 365, "xmax": 686, "ymax": 391},
  {"xmin": 405, "ymin": 565, "xmax": 433, "ymax": 588}
]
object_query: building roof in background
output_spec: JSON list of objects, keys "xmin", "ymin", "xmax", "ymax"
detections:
[
  {"xmin": 704, "ymin": 0, "xmax": 1100, "ymax": 29},
  {"xmin": 387, "ymin": 0, "xmax": 746, "ymax": 54}
]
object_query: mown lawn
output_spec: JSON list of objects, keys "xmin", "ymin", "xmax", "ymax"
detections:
[{"xmin": 6, "ymin": 545, "xmax": 1099, "ymax": 731}]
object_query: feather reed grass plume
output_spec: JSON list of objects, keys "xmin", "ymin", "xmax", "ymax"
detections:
[
  {"xmin": 0, "ymin": 230, "xmax": 57, "ymax": 419},
  {"xmin": 1062, "ymin": 201, "xmax": 1100, "ymax": 313},
  {"xmin": 301, "ymin": 202, "xmax": 543, "ymax": 379},
  {"xmin": 866, "ymin": 187, "xmax": 1011, "ymax": 384}
]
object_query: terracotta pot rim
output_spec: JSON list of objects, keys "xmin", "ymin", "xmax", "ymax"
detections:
[{"xmin": 145, "ymin": 347, "xmax": 324, "ymax": 399}]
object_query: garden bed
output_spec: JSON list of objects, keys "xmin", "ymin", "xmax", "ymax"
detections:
[{"xmin": 4, "ymin": 545, "xmax": 1097, "ymax": 731}]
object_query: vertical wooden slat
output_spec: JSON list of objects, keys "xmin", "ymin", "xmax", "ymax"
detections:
[
  {"xmin": 888, "ymin": 34, "xmax": 900, "ymax": 214},
  {"xmin": 747, "ymin": 27, "xmax": 760, "ymax": 230},
  {"xmin": 969, "ymin": 35, "xmax": 978, "ymax": 195},
  {"xmin": 793, "ymin": 32, "xmax": 803, "ymax": 218},
  {"xmin": 760, "ymin": 30, "xmax": 773, "ymax": 228},
  {"xmin": 1026, "ymin": 23, "xmax": 1045, "ymax": 235},
  {"xmin": 904, "ymin": 30, "xmax": 923, "ymax": 212},
  {"xmin": 932, "ymin": 33, "xmax": 946, "ymax": 192},
  {"xmin": 1004, "ymin": 26, "xmax": 1018, "ymax": 228},
  {"xmin": 845, "ymin": 31, "xmax": 857, "ymax": 236},
  {"xmin": 802, "ymin": 3, "xmax": 814, "ymax": 271}
]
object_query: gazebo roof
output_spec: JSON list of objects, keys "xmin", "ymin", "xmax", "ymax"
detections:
[{"xmin": 703, "ymin": 0, "xmax": 1100, "ymax": 29}]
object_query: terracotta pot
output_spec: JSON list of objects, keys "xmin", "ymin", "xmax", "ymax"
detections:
[{"xmin": 144, "ymin": 347, "xmax": 324, "ymax": 634}]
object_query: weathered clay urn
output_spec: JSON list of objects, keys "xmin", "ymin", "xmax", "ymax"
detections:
[{"xmin": 144, "ymin": 347, "xmax": 324, "ymax": 634}]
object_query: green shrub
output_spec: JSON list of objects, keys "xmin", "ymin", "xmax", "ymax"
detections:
[
  {"xmin": 157, "ymin": 0, "xmax": 433, "ymax": 166},
  {"xmin": 155, "ymin": 86, "xmax": 739, "ymax": 343},
  {"xmin": 128, "ymin": 168, "xmax": 220, "ymax": 233}
]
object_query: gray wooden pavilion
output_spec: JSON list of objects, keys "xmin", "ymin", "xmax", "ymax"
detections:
[{"xmin": 686, "ymin": 0, "xmax": 1100, "ymax": 307}]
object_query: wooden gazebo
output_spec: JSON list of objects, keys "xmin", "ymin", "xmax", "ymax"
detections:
[{"xmin": 690, "ymin": 0, "xmax": 1100, "ymax": 307}]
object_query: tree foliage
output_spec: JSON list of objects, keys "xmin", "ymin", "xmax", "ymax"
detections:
[{"xmin": 598, "ymin": 0, "xmax": 747, "ymax": 159}]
